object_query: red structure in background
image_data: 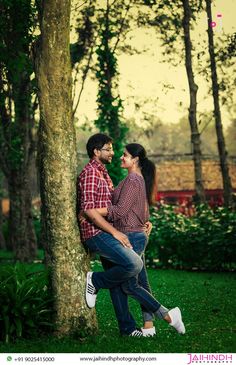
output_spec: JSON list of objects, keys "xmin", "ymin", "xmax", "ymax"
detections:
[
  {"xmin": 156, "ymin": 189, "xmax": 226, "ymax": 216},
  {"xmin": 153, "ymin": 158, "xmax": 236, "ymax": 215}
]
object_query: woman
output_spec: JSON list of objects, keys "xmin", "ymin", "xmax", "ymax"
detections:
[{"xmin": 95, "ymin": 143, "xmax": 185, "ymax": 336}]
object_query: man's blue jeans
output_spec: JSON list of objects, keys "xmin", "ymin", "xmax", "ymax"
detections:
[
  {"xmin": 85, "ymin": 232, "xmax": 143, "ymax": 289},
  {"xmin": 101, "ymin": 231, "xmax": 154, "ymax": 335}
]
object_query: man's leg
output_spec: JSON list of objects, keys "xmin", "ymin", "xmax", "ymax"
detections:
[
  {"xmin": 85, "ymin": 232, "xmax": 143, "ymax": 290},
  {"xmin": 101, "ymin": 257, "xmax": 136, "ymax": 336}
]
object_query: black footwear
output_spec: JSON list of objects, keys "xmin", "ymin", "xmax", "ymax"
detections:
[{"xmin": 129, "ymin": 328, "xmax": 143, "ymax": 337}]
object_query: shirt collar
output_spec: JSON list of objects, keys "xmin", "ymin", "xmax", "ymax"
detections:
[{"xmin": 90, "ymin": 158, "xmax": 107, "ymax": 173}]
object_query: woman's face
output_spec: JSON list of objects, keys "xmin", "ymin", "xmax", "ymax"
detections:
[{"xmin": 120, "ymin": 149, "xmax": 134, "ymax": 169}]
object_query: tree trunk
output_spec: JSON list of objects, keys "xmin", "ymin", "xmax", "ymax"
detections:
[
  {"xmin": 0, "ymin": 170, "xmax": 6, "ymax": 249},
  {"xmin": 8, "ymin": 169, "xmax": 37, "ymax": 261},
  {"xmin": 35, "ymin": 0, "xmax": 97, "ymax": 336},
  {"xmin": 182, "ymin": 0, "xmax": 205, "ymax": 204},
  {"xmin": 7, "ymin": 70, "xmax": 37, "ymax": 261},
  {"xmin": 0, "ymin": 199, "xmax": 6, "ymax": 250},
  {"xmin": 205, "ymin": 0, "xmax": 234, "ymax": 207},
  {"xmin": 0, "ymin": 0, "xmax": 37, "ymax": 260}
]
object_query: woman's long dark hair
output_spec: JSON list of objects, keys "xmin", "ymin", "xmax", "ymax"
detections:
[{"xmin": 125, "ymin": 143, "xmax": 157, "ymax": 205}]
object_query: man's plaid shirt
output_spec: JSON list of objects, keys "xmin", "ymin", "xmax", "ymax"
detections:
[{"xmin": 77, "ymin": 159, "xmax": 114, "ymax": 242}]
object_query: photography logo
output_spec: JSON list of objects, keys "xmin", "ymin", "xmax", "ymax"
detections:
[{"xmin": 187, "ymin": 353, "xmax": 233, "ymax": 364}]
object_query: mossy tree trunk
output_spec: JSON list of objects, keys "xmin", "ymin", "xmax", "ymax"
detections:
[{"xmin": 35, "ymin": 0, "xmax": 97, "ymax": 336}]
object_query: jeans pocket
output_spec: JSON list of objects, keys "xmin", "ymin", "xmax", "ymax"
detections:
[{"xmin": 128, "ymin": 232, "xmax": 147, "ymax": 255}]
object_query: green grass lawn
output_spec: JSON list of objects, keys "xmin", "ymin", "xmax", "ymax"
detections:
[{"xmin": 0, "ymin": 265, "xmax": 235, "ymax": 353}]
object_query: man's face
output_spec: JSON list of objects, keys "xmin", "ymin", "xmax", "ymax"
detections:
[{"xmin": 96, "ymin": 142, "xmax": 114, "ymax": 164}]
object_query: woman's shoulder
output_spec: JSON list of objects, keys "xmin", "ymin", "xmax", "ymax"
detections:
[
  {"xmin": 128, "ymin": 172, "xmax": 144, "ymax": 181},
  {"xmin": 124, "ymin": 173, "xmax": 144, "ymax": 186}
]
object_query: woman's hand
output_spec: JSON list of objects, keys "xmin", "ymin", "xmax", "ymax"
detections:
[
  {"xmin": 144, "ymin": 221, "xmax": 153, "ymax": 236},
  {"xmin": 78, "ymin": 211, "xmax": 86, "ymax": 224}
]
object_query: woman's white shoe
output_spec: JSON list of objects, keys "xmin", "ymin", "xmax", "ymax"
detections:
[{"xmin": 168, "ymin": 307, "xmax": 186, "ymax": 334}]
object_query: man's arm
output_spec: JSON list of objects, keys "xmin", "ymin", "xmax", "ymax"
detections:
[
  {"xmin": 95, "ymin": 207, "xmax": 108, "ymax": 216},
  {"xmin": 85, "ymin": 209, "xmax": 132, "ymax": 248}
]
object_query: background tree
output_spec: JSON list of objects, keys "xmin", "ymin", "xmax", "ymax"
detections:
[
  {"xmin": 35, "ymin": 0, "xmax": 97, "ymax": 336},
  {"xmin": 0, "ymin": 0, "xmax": 37, "ymax": 261},
  {"xmin": 182, "ymin": 0, "xmax": 205, "ymax": 203},
  {"xmin": 205, "ymin": 0, "xmax": 234, "ymax": 206},
  {"xmin": 71, "ymin": 0, "xmax": 138, "ymax": 185},
  {"xmin": 0, "ymin": 169, "xmax": 6, "ymax": 249},
  {"xmin": 71, "ymin": 0, "xmax": 97, "ymax": 118},
  {"xmin": 94, "ymin": 0, "xmax": 130, "ymax": 185},
  {"xmin": 142, "ymin": 0, "xmax": 206, "ymax": 203}
]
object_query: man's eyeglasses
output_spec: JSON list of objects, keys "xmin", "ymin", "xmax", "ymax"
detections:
[{"xmin": 100, "ymin": 148, "xmax": 114, "ymax": 152}]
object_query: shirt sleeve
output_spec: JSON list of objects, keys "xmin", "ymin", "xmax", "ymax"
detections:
[
  {"xmin": 107, "ymin": 176, "xmax": 140, "ymax": 222},
  {"xmin": 79, "ymin": 168, "xmax": 99, "ymax": 211}
]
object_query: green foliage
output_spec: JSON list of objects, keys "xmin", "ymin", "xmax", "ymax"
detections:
[
  {"xmin": 0, "ymin": 264, "xmax": 53, "ymax": 343},
  {"xmin": 71, "ymin": 0, "xmax": 96, "ymax": 66},
  {"xmin": 94, "ymin": 7, "xmax": 128, "ymax": 186},
  {"xmin": 147, "ymin": 205, "xmax": 236, "ymax": 270},
  {"xmin": 0, "ymin": 0, "xmax": 37, "ymax": 170}
]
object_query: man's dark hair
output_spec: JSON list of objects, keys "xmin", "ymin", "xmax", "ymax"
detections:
[{"xmin": 86, "ymin": 133, "xmax": 113, "ymax": 158}]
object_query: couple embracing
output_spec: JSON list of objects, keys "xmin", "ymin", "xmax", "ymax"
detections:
[{"xmin": 77, "ymin": 133, "xmax": 185, "ymax": 337}]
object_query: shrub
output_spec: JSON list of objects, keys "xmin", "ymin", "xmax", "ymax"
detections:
[
  {"xmin": 146, "ymin": 205, "xmax": 236, "ymax": 271},
  {"xmin": 0, "ymin": 264, "xmax": 53, "ymax": 343}
]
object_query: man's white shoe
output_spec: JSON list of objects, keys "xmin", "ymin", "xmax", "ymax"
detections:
[
  {"xmin": 86, "ymin": 272, "xmax": 97, "ymax": 308},
  {"xmin": 129, "ymin": 329, "xmax": 143, "ymax": 337},
  {"xmin": 141, "ymin": 327, "xmax": 156, "ymax": 337},
  {"xmin": 168, "ymin": 307, "xmax": 186, "ymax": 334}
]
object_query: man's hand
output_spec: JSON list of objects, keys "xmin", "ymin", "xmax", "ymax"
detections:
[
  {"xmin": 112, "ymin": 231, "xmax": 133, "ymax": 249},
  {"xmin": 144, "ymin": 221, "xmax": 153, "ymax": 236}
]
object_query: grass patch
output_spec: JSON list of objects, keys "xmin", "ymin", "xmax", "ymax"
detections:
[{"xmin": 0, "ymin": 266, "xmax": 235, "ymax": 353}]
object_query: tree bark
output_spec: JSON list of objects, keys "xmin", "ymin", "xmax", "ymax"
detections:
[
  {"xmin": 205, "ymin": 0, "xmax": 234, "ymax": 207},
  {"xmin": 8, "ymin": 169, "xmax": 37, "ymax": 261},
  {"xmin": 0, "ymin": 169, "xmax": 6, "ymax": 249},
  {"xmin": 0, "ymin": 198, "xmax": 6, "ymax": 250},
  {"xmin": 7, "ymin": 71, "xmax": 38, "ymax": 261},
  {"xmin": 35, "ymin": 0, "xmax": 97, "ymax": 336},
  {"xmin": 182, "ymin": 0, "xmax": 205, "ymax": 203}
]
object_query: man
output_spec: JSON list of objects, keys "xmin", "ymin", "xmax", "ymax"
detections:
[{"xmin": 77, "ymin": 133, "xmax": 143, "ymax": 336}]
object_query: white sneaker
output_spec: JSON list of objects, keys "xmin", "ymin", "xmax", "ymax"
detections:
[
  {"xmin": 141, "ymin": 327, "xmax": 156, "ymax": 337},
  {"xmin": 168, "ymin": 307, "xmax": 185, "ymax": 334},
  {"xmin": 85, "ymin": 272, "xmax": 97, "ymax": 308}
]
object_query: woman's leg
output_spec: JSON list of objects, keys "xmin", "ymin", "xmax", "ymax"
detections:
[
  {"xmin": 138, "ymin": 253, "xmax": 154, "ymax": 327},
  {"xmin": 124, "ymin": 232, "xmax": 185, "ymax": 334},
  {"xmin": 127, "ymin": 232, "xmax": 156, "ymax": 333}
]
